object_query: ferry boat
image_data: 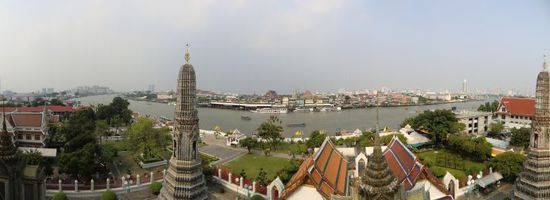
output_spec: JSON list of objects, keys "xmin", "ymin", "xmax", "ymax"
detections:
[
  {"xmin": 294, "ymin": 107, "xmax": 314, "ymax": 112},
  {"xmin": 241, "ymin": 116, "xmax": 252, "ymax": 120},
  {"xmin": 251, "ymin": 108, "xmax": 288, "ymax": 114},
  {"xmin": 287, "ymin": 123, "xmax": 306, "ymax": 127}
]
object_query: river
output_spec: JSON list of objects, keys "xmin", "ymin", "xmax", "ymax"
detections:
[{"xmin": 74, "ymin": 95, "xmax": 492, "ymax": 137}]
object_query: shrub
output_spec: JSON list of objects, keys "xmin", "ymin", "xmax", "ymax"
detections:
[
  {"xmin": 249, "ymin": 195, "xmax": 266, "ymax": 200},
  {"xmin": 52, "ymin": 192, "xmax": 68, "ymax": 200},
  {"xmin": 149, "ymin": 182, "xmax": 162, "ymax": 195},
  {"xmin": 430, "ymin": 167, "xmax": 447, "ymax": 177},
  {"xmin": 101, "ymin": 190, "xmax": 117, "ymax": 200}
]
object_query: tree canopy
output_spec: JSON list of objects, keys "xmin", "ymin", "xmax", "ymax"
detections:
[
  {"xmin": 124, "ymin": 117, "xmax": 170, "ymax": 159},
  {"xmin": 96, "ymin": 97, "xmax": 133, "ymax": 126},
  {"xmin": 256, "ymin": 116, "xmax": 283, "ymax": 150},
  {"xmin": 477, "ymin": 100, "xmax": 499, "ymax": 112},
  {"xmin": 306, "ymin": 130, "xmax": 327, "ymax": 148},
  {"xmin": 489, "ymin": 152, "xmax": 525, "ymax": 182},
  {"xmin": 447, "ymin": 134, "xmax": 492, "ymax": 161},
  {"xmin": 510, "ymin": 127, "xmax": 530, "ymax": 149},
  {"xmin": 239, "ymin": 137, "xmax": 257, "ymax": 153},
  {"xmin": 401, "ymin": 109, "xmax": 464, "ymax": 146}
]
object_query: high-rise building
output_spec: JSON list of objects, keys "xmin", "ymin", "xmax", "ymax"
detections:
[
  {"xmin": 514, "ymin": 54, "xmax": 550, "ymax": 200},
  {"xmin": 158, "ymin": 47, "xmax": 208, "ymax": 200},
  {"xmin": 462, "ymin": 79, "xmax": 468, "ymax": 94}
]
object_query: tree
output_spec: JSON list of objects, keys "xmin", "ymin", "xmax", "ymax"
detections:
[
  {"xmin": 488, "ymin": 122, "xmax": 505, "ymax": 137},
  {"xmin": 306, "ymin": 130, "xmax": 327, "ymax": 148},
  {"xmin": 59, "ymin": 143, "xmax": 97, "ymax": 180},
  {"xmin": 239, "ymin": 169, "xmax": 247, "ymax": 179},
  {"xmin": 239, "ymin": 137, "xmax": 257, "ymax": 153},
  {"xmin": 447, "ymin": 135, "xmax": 492, "ymax": 161},
  {"xmin": 489, "ymin": 152, "xmax": 525, "ymax": 181},
  {"xmin": 58, "ymin": 108, "xmax": 100, "ymax": 180},
  {"xmin": 401, "ymin": 109, "xmax": 464, "ymax": 146},
  {"xmin": 257, "ymin": 168, "xmax": 268, "ymax": 185},
  {"xmin": 256, "ymin": 115, "xmax": 283, "ymax": 150},
  {"xmin": 249, "ymin": 195, "xmax": 266, "ymax": 200},
  {"xmin": 24, "ymin": 150, "xmax": 42, "ymax": 165},
  {"xmin": 49, "ymin": 98, "xmax": 65, "ymax": 106},
  {"xmin": 124, "ymin": 117, "xmax": 169, "ymax": 159},
  {"xmin": 477, "ymin": 100, "xmax": 499, "ymax": 112},
  {"xmin": 213, "ymin": 125, "xmax": 221, "ymax": 139},
  {"xmin": 96, "ymin": 120, "xmax": 110, "ymax": 143},
  {"xmin": 510, "ymin": 127, "xmax": 530, "ymax": 149}
]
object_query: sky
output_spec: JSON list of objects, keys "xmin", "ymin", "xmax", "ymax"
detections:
[{"xmin": 1, "ymin": 0, "xmax": 549, "ymax": 94}]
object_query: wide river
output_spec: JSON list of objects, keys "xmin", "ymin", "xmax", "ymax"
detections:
[{"xmin": 75, "ymin": 95, "xmax": 492, "ymax": 137}]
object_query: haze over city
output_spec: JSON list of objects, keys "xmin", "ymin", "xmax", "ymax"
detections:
[{"xmin": 1, "ymin": 0, "xmax": 550, "ymax": 94}]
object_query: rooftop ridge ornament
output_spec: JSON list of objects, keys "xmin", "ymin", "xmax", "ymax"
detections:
[{"xmin": 185, "ymin": 43, "xmax": 191, "ymax": 64}]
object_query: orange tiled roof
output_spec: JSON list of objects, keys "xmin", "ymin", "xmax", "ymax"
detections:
[
  {"xmin": 496, "ymin": 97, "xmax": 535, "ymax": 117},
  {"xmin": 281, "ymin": 137, "xmax": 349, "ymax": 199},
  {"xmin": 384, "ymin": 137, "xmax": 450, "ymax": 195},
  {"xmin": 10, "ymin": 113, "xmax": 43, "ymax": 127}
]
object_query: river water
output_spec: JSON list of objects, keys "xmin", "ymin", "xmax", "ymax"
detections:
[{"xmin": 75, "ymin": 95, "xmax": 492, "ymax": 137}]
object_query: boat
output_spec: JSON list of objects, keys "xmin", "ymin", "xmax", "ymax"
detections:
[
  {"xmin": 287, "ymin": 123, "xmax": 306, "ymax": 127},
  {"xmin": 241, "ymin": 116, "xmax": 251, "ymax": 120},
  {"xmin": 293, "ymin": 107, "xmax": 313, "ymax": 113},
  {"xmin": 251, "ymin": 108, "xmax": 288, "ymax": 114}
]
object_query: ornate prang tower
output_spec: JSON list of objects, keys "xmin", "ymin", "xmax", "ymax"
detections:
[
  {"xmin": 159, "ymin": 46, "xmax": 208, "ymax": 200},
  {"xmin": 352, "ymin": 100, "xmax": 402, "ymax": 200},
  {"xmin": 514, "ymin": 54, "xmax": 550, "ymax": 200}
]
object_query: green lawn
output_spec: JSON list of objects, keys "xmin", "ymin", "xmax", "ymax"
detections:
[
  {"xmin": 225, "ymin": 154, "xmax": 293, "ymax": 181},
  {"xmin": 416, "ymin": 149, "xmax": 487, "ymax": 179}
]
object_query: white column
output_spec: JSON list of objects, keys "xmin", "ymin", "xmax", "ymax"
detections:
[
  {"xmin": 74, "ymin": 180, "xmax": 78, "ymax": 192},
  {"xmin": 136, "ymin": 175, "xmax": 141, "ymax": 186},
  {"xmin": 218, "ymin": 168, "xmax": 222, "ymax": 178},
  {"xmin": 163, "ymin": 169, "xmax": 167, "ymax": 182},
  {"xmin": 240, "ymin": 177, "xmax": 243, "ymax": 188},
  {"xmin": 106, "ymin": 178, "xmax": 110, "ymax": 189},
  {"xmin": 252, "ymin": 181, "xmax": 256, "ymax": 193},
  {"xmin": 150, "ymin": 172, "xmax": 154, "ymax": 183},
  {"xmin": 90, "ymin": 179, "xmax": 94, "ymax": 191},
  {"xmin": 228, "ymin": 173, "xmax": 232, "ymax": 184},
  {"xmin": 58, "ymin": 179, "xmax": 62, "ymax": 192}
]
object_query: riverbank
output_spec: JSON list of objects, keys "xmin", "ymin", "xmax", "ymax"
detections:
[{"xmin": 74, "ymin": 95, "xmax": 494, "ymax": 137}]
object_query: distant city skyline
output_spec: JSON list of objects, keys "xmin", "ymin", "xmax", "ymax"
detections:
[{"xmin": 1, "ymin": 0, "xmax": 549, "ymax": 94}]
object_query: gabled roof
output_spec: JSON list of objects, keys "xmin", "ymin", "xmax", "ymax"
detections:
[
  {"xmin": 10, "ymin": 113, "xmax": 43, "ymax": 127},
  {"xmin": 383, "ymin": 137, "xmax": 423, "ymax": 190},
  {"xmin": 383, "ymin": 137, "xmax": 450, "ymax": 196},
  {"xmin": 281, "ymin": 137, "xmax": 349, "ymax": 199},
  {"xmin": 496, "ymin": 97, "xmax": 535, "ymax": 117}
]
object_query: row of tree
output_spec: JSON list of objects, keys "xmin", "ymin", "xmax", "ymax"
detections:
[{"xmin": 401, "ymin": 109, "xmax": 465, "ymax": 146}]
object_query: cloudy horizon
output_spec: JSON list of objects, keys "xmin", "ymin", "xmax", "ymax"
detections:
[{"xmin": 1, "ymin": 0, "xmax": 549, "ymax": 95}]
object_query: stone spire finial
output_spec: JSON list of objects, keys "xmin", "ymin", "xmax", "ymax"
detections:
[
  {"xmin": 544, "ymin": 54, "xmax": 548, "ymax": 71},
  {"xmin": 185, "ymin": 43, "xmax": 191, "ymax": 64}
]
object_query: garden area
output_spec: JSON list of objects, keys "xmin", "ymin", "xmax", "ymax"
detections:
[
  {"xmin": 416, "ymin": 149, "xmax": 487, "ymax": 179},
  {"xmin": 225, "ymin": 154, "xmax": 294, "ymax": 181}
]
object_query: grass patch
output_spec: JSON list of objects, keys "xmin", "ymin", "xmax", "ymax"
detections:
[
  {"xmin": 416, "ymin": 149, "xmax": 487, "ymax": 179},
  {"xmin": 225, "ymin": 154, "xmax": 293, "ymax": 181}
]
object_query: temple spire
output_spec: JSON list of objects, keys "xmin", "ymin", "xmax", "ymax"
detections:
[
  {"xmin": 185, "ymin": 43, "xmax": 191, "ymax": 64},
  {"xmin": 544, "ymin": 54, "xmax": 548, "ymax": 71}
]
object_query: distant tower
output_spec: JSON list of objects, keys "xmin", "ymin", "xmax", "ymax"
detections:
[
  {"xmin": 462, "ymin": 79, "xmax": 468, "ymax": 94},
  {"xmin": 158, "ymin": 46, "xmax": 208, "ymax": 200},
  {"xmin": 514, "ymin": 54, "xmax": 550, "ymax": 200}
]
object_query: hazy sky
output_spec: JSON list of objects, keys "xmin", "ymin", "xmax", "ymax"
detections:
[{"xmin": 1, "ymin": 0, "xmax": 550, "ymax": 94}]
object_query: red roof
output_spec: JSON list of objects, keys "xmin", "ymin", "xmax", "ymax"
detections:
[
  {"xmin": 496, "ymin": 97, "xmax": 535, "ymax": 117},
  {"xmin": 10, "ymin": 114, "xmax": 43, "ymax": 127},
  {"xmin": 281, "ymin": 137, "xmax": 349, "ymax": 199},
  {"xmin": 384, "ymin": 137, "xmax": 450, "ymax": 195},
  {"xmin": 3, "ymin": 105, "xmax": 79, "ymax": 113}
]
